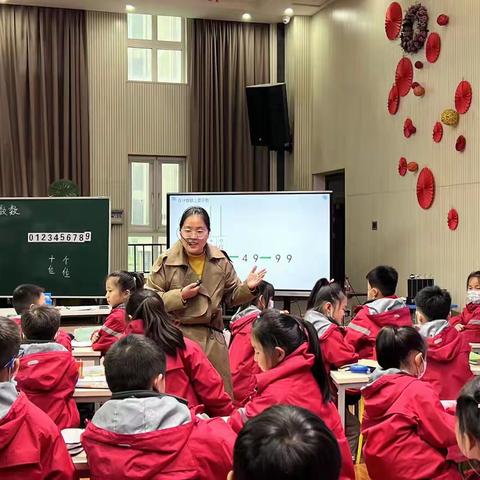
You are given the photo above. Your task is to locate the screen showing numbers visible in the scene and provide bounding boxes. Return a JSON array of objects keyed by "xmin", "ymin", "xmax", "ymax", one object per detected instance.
[{"xmin": 168, "ymin": 193, "xmax": 330, "ymax": 292}]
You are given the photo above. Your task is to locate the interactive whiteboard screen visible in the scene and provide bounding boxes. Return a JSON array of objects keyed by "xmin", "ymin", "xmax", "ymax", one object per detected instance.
[{"xmin": 167, "ymin": 192, "xmax": 330, "ymax": 292}]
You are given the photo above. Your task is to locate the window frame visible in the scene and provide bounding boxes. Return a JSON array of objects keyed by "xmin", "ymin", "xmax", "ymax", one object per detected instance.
[
  {"xmin": 128, "ymin": 155, "xmax": 186, "ymax": 237},
  {"xmin": 127, "ymin": 15, "xmax": 187, "ymax": 84}
]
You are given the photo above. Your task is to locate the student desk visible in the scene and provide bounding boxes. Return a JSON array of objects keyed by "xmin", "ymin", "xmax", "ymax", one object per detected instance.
[
  {"xmin": 471, "ymin": 364, "xmax": 480, "ymax": 376},
  {"xmin": 74, "ymin": 387, "xmax": 111, "ymax": 404},
  {"xmin": 73, "ymin": 347, "xmax": 102, "ymax": 366},
  {"xmin": 0, "ymin": 305, "xmax": 111, "ymax": 318},
  {"xmin": 471, "ymin": 343, "xmax": 480, "ymax": 353},
  {"xmin": 330, "ymin": 370, "xmax": 370, "ymax": 429},
  {"xmin": 73, "ymin": 450, "xmax": 89, "ymax": 475}
]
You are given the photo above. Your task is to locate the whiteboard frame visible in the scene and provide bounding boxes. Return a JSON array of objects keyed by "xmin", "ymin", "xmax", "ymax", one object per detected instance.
[
  {"xmin": 167, "ymin": 191, "xmax": 332, "ymax": 295},
  {"xmin": 0, "ymin": 196, "xmax": 111, "ymax": 299}
]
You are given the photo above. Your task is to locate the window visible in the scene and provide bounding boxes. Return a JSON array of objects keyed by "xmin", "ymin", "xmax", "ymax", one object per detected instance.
[
  {"xmin": 127, "ymin": 14, "xmax": 186, "ymax": 83},
  {"xmin": 128, "ymin": 156, "xmax": 186, "ymax": 271}
]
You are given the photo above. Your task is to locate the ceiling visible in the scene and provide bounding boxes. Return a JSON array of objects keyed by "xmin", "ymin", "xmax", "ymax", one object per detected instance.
[{"xmin": 2, "ymin": 0, "xmax": 333, "ymax": 22}]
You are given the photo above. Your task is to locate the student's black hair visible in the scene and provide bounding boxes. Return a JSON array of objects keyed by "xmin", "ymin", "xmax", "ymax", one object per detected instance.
[
  {"xmin": 126, "ymin": 289, "xmax": 185, "ymax": 356},
  {"xmin": 0, "ymin": 317, "xmax": 21, "ymax": 369},
  {"xmin": 366, "ymin": 265, "xmax": 398, "ymax": 297},
  {"xmin": 307, "ymin": 278, "xmax": 346, "ymax": 318},
  {"xmin": 21, "ymin": 305, "xmax": 61, "ymax": 341},
  {"xmin": 107, "ymin": 271, "xmax": 144, "ymax": 292},
  {"xmin": 467, "ymin": 271, "xmax": 480, "ymax": 289},
  {"xmin": 414, "ymin": 286, "xmax": 451, "ymax": 321},
  {"xmin": 457, "ymin": 376, "xmax": 480, "ymax": 443},
  {"xmin": 253, "ymin": 310, "xmax": 331, "ymax": 403},
  {"xmin": 240, "ymin": 280, "xmax": 275, "ymax": 311},
  {"xmin": 12, "ymin": 284, "xmax": 45, "ymax": 315},
  {"xmin": 104, "ymin": 334, "xmax": 166, "ymax": 393},
  {"xmin": 179, "ymin": 207, "xmax": 211, "ymax": 231},
  {"xmin": 376, "ymin": 326, "xmax": 426, "ymax": 370},
  {"xmin": 233, "ymin": 405, "xmax": 341, "ymax": 480}
]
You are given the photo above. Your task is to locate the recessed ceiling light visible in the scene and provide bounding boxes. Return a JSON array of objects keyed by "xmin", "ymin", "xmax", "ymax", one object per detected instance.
[
  {"xmin": 242, "ymin": 13, "xmax": 252, "ymax": 21},
  {"xmin": 125, "ymin": 4, "xmax": 135, "ymax": 12},
  {"xmin": 284, "ymin": 7, "xmax": 294, "ymax": 16}
]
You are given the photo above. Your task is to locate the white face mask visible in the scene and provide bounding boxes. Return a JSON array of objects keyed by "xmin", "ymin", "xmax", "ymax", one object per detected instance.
[
  {"xmin": 267, "ymin": 299, "xmax": 274, "ymax": 309},
  {"xmin": 466, "ymin": 289, "xmax": 480, "ymax": 305}
]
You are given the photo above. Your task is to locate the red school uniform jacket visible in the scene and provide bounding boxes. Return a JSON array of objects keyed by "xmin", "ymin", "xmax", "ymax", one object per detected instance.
[
  {"xmin": 82, "ymin": 393, "xmax": 235, "ymax": 480},
  {"xmin": 345, "ymin": 297, "xmax": 412, "ymax": 359},
  {"xmin": 91, "ymin": 305, "xmax": 126, "ymax": 355},
  {"xmin": 126, "ymin": 319, "xmax": 234, "ymax": 416},
  {"xmin": 0, "ymin": 384, "xmax": 75, "ymax": 480},
  {"xmin": 228, "ymin": 306, "xmax": 261, "ymax": 407},
  {"xmin": 361, "ymin": 371, "xmax": 462, "ymax": 480},
  {"xmin": 228, "ymin": 343, "xmax": 355, "ymax": 480},
  {"xmin": 16, "ymin": 343, "xmax": 80, "ymax": 430},
  {"xmin": 304, "ymin": 310, "xmax": 358, "ymax": 376},
  {"xmin": 450, "ymin": 303, "xmax": 480, "ymax": 327},
  {"xmin": 419, "ymin": 320, "xmax": 473, "ymax": 400}
]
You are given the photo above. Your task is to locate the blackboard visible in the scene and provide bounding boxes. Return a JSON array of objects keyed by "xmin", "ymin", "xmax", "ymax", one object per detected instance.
[{"xmin": 0, "ymin": 197, "xmax": 110, "ymax": 297}]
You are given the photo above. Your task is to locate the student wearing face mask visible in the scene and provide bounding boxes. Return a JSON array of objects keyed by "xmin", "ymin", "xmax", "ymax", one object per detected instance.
[
  {"xmin": 415, "ymin": 286, "xmax": 473, "ymax": 401},
  {"xmin": 451, "ymin": 271, "xmax": 480, "ymax": 341},
  {"xmin": 361, "ymin": 326, "xmax": 461, "ymax": 480},
  {"xmin": 0, "ymin": 317, "xmax": 75, "ymax": 479},
  {"xmin": 229, "ymin": 281, "xmax": 275, "ymax": 407}
]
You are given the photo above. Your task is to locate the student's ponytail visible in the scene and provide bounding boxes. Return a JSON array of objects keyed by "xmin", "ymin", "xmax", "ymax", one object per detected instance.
[
  {"xmin": 253, "ymin": 310, "xmax": 331, "ymax": 404},
  {"xmin": 300, "ymin": 318, "xmax": 331, "ymax": 403},
  {"xmin": 376, "ymin": 326, "xmax": 426, "ymax": 370},
  {"xmin": 108, "ymin": 271, "xmax": 145, "ymax": 293},
  {"xmin": 307, "ymin": 278, "xmax": 346, "ymax": 324},
  {"xmin": 126, "ymin": 289, "xmax": 185, "ymax": 356},
  {"xmin": 457, "ymin": 377, "xmax": 480, "ymax": 443}
]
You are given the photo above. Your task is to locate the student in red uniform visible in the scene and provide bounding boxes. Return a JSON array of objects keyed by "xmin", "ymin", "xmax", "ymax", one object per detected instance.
[
  {"xmin": 228, "ymin": 310, "xmax": 355, "ymax": 480},
  {"xmin": 456, "ymin": 377, "xmax": 480, "ymax": 470},
  {"xmin": 15, "ymin": 306, "xmax": 79, "ymax": 429},
  {"xmin": 229, "ymin": 280, "xmax": 274, "ymax": 406},
  {"xmin": 82, "ymin": 334, "xmax": 236, "ymax": 480},
  {"xmin": 12, "ymin": 283, "xmax": 72, "ymax": 351},
  {"xmin": 228, "ymin": 405, "xmax": 341, "ymax": 480},
  {"xmin": 304, "ymin": 278, "xmax": 360, "ymax": 455},
  {"xmin": 0, "ymin": 317, "xmax": 75, "ymax": 480},
  {"xmin": 91, "ymin": 271, "xmax": 144, "ymax": 354},
  {"xmin": 361, "ymin": 326, "xmax": 461, "ymax": 480},
  {"xmin": 451, "ymin": 271, "xmax": 480, "ymax": 344},
  {"xmin": 304, "ymin": 279, "xmax": 358, "ymax": 375},
  {"xmin": 125, "ymin": 289, "xmax": 233, "ymax": 416},
  {"xmin": 345, "ymin": 266, "xmax": 411, "ymax": 359},
  {"xmin": 415, "ymin": 286, "xmax": 473, "ymax": 400}
]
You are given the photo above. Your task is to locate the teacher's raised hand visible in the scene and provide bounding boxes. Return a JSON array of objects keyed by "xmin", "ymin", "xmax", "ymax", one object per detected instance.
[{"xmin": 246, "ymin": 265, "xmax": 267, "ymax": 290}]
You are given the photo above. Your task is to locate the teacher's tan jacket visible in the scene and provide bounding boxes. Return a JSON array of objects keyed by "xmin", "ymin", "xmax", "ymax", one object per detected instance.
[{"xmin": 146, "ymin": 241, "xmax": 254, "ymax": 329}]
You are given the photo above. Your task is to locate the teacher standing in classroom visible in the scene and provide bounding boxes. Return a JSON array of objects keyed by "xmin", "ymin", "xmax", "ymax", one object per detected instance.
[{"xmin": 147, "ymin": 206, "xmax": 266, "ymax": 395}]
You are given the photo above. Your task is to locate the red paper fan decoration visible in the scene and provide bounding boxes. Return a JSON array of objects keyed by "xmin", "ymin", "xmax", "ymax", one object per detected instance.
[
  {"xmin": 407, "ymin": 162, "xmax": 419, "ymax": 172},
  {"xmin": 404, "ymin": 118, "xmax": 416, "ymax": 138},
  {"xmin": 426, "ymin": 33, "xmax": 441, "ymax": 63},
  {"xmin": 385, "ymin": 2, "xmax": 403, "ymax": 40},
  {"xmin": 416, "ymin": 167, "xmax": 435, "ymax": 210},
  {"xmin": 395, "ymin": 58, "xmax": 413, "ymax": 96},
  {"xmin": 448, "ymin": 209, "xmax": 459, "ymax": 230},
  {"xmin": 433, "ymin": 122, "xmax": 443, "ymax": 143},
  {"xmin": 398, "ymin": 157, "xmax": 408, "ymax": 176},
  {"xmin": 388, "ymin": 84, "xmax": 400, "ymax": 115},
  {"xmin": 455, "ymin": 80, "xmax": 472, "ymax": 114},
  {"xmin": 456, "ymin": 135, "xmax": 466, "ymax": 152}
]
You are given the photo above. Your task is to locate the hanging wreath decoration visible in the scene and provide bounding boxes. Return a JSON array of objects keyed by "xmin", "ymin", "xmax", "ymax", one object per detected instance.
[{"xmin": 400, "ymin": 3, "xmax": 429, "ymax": 54}]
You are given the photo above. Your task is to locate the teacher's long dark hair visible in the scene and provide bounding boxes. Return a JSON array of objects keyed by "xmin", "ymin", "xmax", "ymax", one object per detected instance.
[
  {"xmin": 126, "ymin": 289, "xmax": 185, "ymax": 356},
  {"xmin": 252, "ymin": 310, "xmax": 331, "ymax": 403}
]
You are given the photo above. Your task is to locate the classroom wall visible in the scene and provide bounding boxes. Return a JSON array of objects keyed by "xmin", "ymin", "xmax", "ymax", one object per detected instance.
[
  {"xmin": 287, "ymin": 0, "xmax": 480, "ymax": 305},
  {"xmin": 86, "ymin": 12, "xmax": 189, "ymax": 270}
]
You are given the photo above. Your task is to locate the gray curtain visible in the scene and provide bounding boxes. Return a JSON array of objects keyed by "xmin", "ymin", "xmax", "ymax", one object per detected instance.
[
  {"xmin": 0, "ymin": 5, "xmax": 89, "ymax": 196},
  {"xmin": 188, "ymin": 19, "xmax": 270, "ymax": 192}
]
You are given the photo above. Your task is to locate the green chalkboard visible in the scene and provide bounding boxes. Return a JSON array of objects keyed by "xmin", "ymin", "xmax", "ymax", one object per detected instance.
[{"xmin": 0, "ymin": 197, "xmax": 110, "ymax": 297}]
